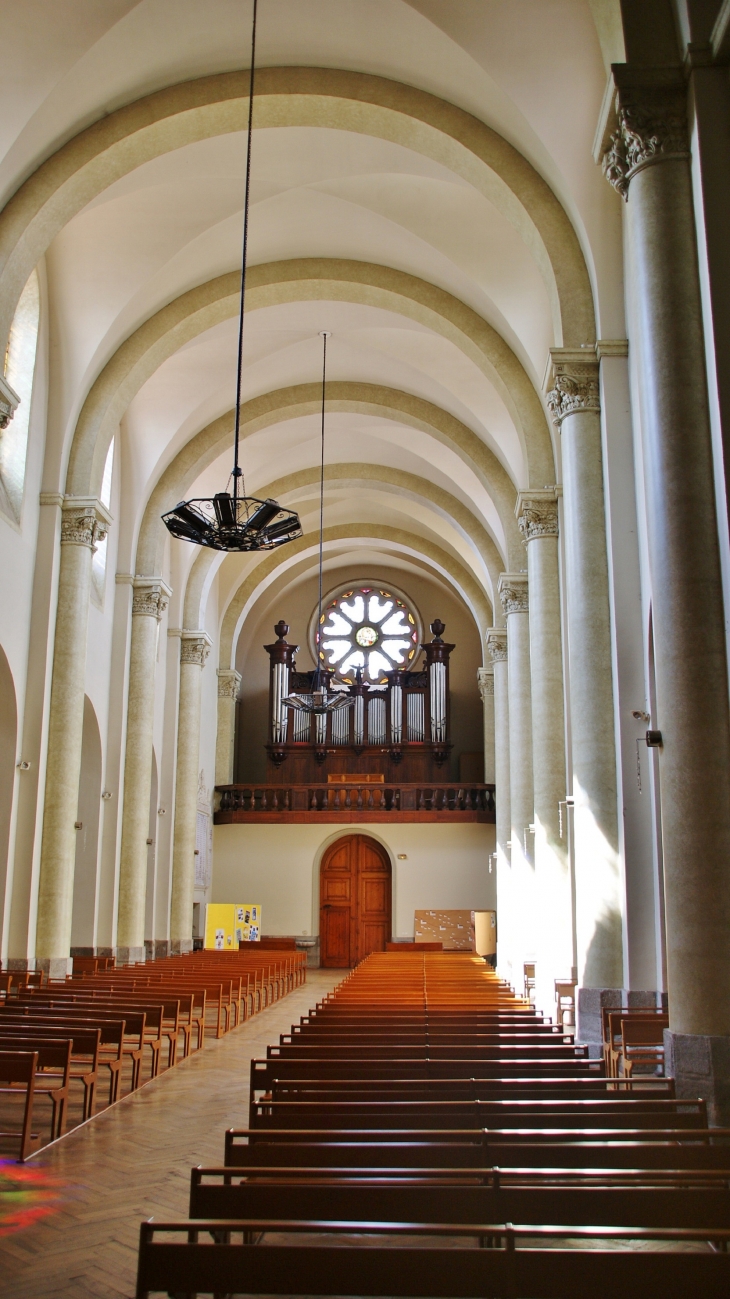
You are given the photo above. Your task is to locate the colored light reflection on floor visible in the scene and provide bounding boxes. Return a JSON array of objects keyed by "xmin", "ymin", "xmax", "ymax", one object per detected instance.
[{"xmin": 0, "ymin": 1160, "xmax": 64, "ymax": 1236}]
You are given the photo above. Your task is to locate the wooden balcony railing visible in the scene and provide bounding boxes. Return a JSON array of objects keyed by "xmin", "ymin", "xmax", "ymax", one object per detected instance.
[{"xmin": 215, "ymin": 782, "xmax": 495, "ymax": 824}]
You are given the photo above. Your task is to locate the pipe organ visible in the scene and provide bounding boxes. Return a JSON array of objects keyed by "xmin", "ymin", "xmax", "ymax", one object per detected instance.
[{"xmin": 264, "ymin": 619, "xmax": 454, "ymax": 782}]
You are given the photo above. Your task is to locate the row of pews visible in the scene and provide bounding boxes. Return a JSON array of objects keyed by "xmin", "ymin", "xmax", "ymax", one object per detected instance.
[
  {"xmin": 137, "ymin": 951, "xmax": 730, "ymax": 1298},
  {"xmin": 0, "ymin": 949, "xmax": 305, "ymax": 1159}
]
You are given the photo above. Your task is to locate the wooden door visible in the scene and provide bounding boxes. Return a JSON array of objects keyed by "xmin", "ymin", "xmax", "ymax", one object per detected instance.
[{"xmin": 320, "ymin": 835, "xmax": 391, "ymax": 967}]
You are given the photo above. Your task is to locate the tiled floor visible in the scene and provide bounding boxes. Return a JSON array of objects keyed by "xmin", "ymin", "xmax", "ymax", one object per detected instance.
[{"xmin": 0, "ymin": 968, "xmax": 344, "ymax": 1299}]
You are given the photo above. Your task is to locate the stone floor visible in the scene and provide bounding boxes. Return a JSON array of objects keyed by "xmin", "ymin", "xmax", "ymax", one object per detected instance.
[{"xmin": 0, "ymin": 968, "xmax": 343, "ymax": 1298}]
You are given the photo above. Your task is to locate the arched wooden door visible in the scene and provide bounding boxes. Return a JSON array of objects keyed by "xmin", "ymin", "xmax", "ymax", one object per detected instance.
[{"xmin": 320, "ymin": 835, "xmax": 392, "ymax": 967}]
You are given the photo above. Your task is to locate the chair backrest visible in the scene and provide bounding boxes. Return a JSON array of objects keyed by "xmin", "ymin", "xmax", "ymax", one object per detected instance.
[
  {"xmin": 622, "ymin": 1017, "xmax": 667, "ymax": 1047},
  {"xmin": 0, "ymin": 1048, "xmax": 38, "ymax": 1082}
]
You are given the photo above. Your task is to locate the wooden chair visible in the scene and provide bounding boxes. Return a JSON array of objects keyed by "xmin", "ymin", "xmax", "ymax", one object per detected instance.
[{"xmin": 555, "ymin": 978, "xmax": 577, "ymax": 1029}]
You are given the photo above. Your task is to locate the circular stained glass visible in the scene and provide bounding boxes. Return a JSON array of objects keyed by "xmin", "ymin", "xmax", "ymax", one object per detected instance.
[{"xmin": 316, "ymin": 584, "xmax": 421, "ymax": 683}]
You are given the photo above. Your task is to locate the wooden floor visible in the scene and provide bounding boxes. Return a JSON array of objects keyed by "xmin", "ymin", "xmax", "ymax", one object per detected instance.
[{"xmin": 0, "ymin": 967, "xmax": 344, "ymax": 1299}]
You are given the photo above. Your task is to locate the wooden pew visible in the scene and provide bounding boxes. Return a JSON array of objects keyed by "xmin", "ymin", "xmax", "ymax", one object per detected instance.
[
  {"xmin": 1, "ymin": 1006, "xmax": 143, "ymax": 1099},
  {"xmin": 135, "ymin": 1219, "xmax": 730, "ymax": 1299},
  {"xmin": 0, "ymin": 1037, "xmax": 72, "ymax": 1141},
  {"xmin": 0, "ymin": 1049, "xmax": 39, "ymax": 1160},
  {"xmin": 0, "ymin": 1025, "xmax": 100, "ymax": 1120}
]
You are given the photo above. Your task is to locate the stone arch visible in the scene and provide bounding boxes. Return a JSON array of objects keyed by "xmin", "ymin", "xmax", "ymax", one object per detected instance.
[
  {"xmin": 218, "ymin": 524, "xmax": 492, "ymax": 673},
  {"xmin": 134, "ymin": 385, "xmax": 523, "ymax": 579},
  {"xmin": 0, "ymin": 68, "xmax": 595, "ymax": 361},
  {"xmin": 65, "ymin": 259, "xmax": 553, "ymax": 499}
]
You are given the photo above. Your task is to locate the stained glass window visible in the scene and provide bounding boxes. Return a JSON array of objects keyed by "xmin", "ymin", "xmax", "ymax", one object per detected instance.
[{"xmin": 317, "ymin": 585, "xmax": 420, "ymax": 683}]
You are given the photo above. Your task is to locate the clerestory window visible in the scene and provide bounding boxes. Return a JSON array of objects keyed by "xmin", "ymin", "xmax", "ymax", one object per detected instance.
[{"xmin": 1, "ymin": 269, "xmax": 40, "ymax": 523}]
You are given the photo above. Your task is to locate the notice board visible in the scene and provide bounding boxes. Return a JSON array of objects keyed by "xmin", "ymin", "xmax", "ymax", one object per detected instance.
[{"xmin": 204, "ymin": 903, "xmax": 261, "ymax": 950}]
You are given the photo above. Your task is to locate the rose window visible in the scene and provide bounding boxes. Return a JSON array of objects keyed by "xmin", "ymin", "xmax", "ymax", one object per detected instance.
[{"xmin": 318, "ymin": 586, "xmax": 420, "ymax": 683}]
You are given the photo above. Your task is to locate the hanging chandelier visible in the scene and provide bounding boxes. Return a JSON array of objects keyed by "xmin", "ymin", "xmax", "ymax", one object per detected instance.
[
  {"xmin": 162, "ymin": 0, "xmax": 301, "ymax": 553},
  {"xmin": 283, "ymin": 332, "xmax": 355, "ymax": 716}
]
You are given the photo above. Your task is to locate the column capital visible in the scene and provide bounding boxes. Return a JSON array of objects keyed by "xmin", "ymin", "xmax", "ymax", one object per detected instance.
[
  {"xmin": 477, "ymin": 666, "xmax": 495, "ymax": 700},
  {"xmin": 217, "ymin": 667, "xmax": 241, "ymax": 698},
  {"xmin": 544, "ymin": 349, "xmax": 600, "ymax": 428},
  {"xmin": 498, "ymin": 572, "xmax": 529, "ymax": 616},
  {"xmin": 131, "ymin": 575, "xmax": 172, "ymax": 620},
  {"xmin": 0, "ymin": 373, "xmax": 19, "ymax": 429},
  {"xmin": 60, "ymin": 496, "xmax": 112, "ymax": 550},
  {"xmin": 486, "ymin": 627, "xmax": 508, "ymax": 663},
  {"xmin": 516, "ymin": 488, "xmax": 560, "ymax": 542},
  {"xmin": 180, "ymin": 630, "xmax": 212, "ymax": 667},
  {"xmin": 602, "ymin": 67, "xmax": 689, "ymax": 201}
]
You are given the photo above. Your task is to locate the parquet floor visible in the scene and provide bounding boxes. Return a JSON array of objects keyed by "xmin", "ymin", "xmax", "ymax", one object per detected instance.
[{"xmin": 0, "ymin": 968, "xmax": 344, "ymax": 1299}]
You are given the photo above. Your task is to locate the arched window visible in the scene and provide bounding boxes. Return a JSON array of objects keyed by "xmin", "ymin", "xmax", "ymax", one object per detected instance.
[
  {"xmin": 1, "ymin": 269, "xmax": 40, "ymax": 521},
  {"xmin": 315, "ymin": 584, "xmax": 421, "ymax": 683},
  {"xmin": 91, "ymin": 439, "xmax": 114, "ymax": 602}
]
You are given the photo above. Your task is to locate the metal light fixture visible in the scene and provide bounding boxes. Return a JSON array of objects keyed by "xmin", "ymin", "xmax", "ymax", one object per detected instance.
[
  {"xmin": 162, "ymin": 0, "xmax": 301, "ymax": 554},
  {"xmin": 283, "ymin": 332, "xmax": 355, "ymax": 717}
]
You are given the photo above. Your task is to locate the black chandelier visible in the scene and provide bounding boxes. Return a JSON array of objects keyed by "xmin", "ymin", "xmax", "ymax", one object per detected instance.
[
  {"xmin": 283, "ymin": 333, "xmax": 355, "ymax": 716},
  {"xmin": 162, "ymin": 0, "xmax": 301, "ymax": 554}
]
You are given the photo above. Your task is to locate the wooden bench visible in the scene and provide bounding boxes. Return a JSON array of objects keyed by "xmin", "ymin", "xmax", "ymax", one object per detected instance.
[
  {"xmin": 2, "ymin": 1005, "xmax": 143, "ymax": 1099},
  {"xmin": 135, "ymin": 1219, "xmax": 730, "ymax": 1299},
  {"xmin": 0, "ymin": 1037, "xmax": 72, "ymax": 1142},
  {"xmin": 0, "ymin": 1049, "xmax": 38, "ymax": 1160},
  {"xmin": 0, "ymin": 1025, "xmax": 101, "ymax": 1120}
]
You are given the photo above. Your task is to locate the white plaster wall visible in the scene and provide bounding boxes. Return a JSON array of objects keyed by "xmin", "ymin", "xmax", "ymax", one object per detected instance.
[{"xmin": 212, "ymin": 822, "xmax": 495, "ymax": 938}]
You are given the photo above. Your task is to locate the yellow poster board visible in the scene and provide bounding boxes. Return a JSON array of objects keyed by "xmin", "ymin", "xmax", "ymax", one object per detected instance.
[{"xmin": 204, "ymin": 903, "xmax": 261, "ymax": 950}]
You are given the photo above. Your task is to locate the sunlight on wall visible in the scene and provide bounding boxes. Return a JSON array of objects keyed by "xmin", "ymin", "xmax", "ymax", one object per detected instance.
[
  {"xmin": 91, "ymin": 439, "xmax": 114, "ymax": 603},
  {"xmin": 2, "ymin": 269, "xmax": 40, "ymax": 523}
]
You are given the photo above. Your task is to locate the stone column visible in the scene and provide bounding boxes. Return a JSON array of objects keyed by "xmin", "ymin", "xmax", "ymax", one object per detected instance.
[
  {"xmin": 546, "ymin": 353, "xmax": 623, "ymax": 1046},
  {"xmin": 604, "ymin": 68, "xmax": 730, "ymax": 1120},
  {"xmin": 116, "ymin": 577, "xmax": 170, "ymax": 965},
  {"xmin": 517, "ymin": 490, "xmax": 572, "ymax": 1018},
  {"xmin": 216, "ymin": 668, "xmax": 241, "ymax": 786},
  {"xmin": 170, "ymin": 632, "xmax": 211, "ymax": 954},
  {"xmin": 486, "ymin": 629, "xmax": 511, "ymax": 982},
  {"xmin": 476, "ymin": 667, "xmax": 495, "ymax": 784},
  {"xmin": 36, "ymin": 498, "xmax": 110, "ymax": 978},
  {"xmin": 498, "ymin": 574, "xmax": 534, "ymax": 992}
]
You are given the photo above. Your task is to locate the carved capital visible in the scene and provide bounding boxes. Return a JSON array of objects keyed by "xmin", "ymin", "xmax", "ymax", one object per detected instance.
[
  {"xmin": 485, "ymin": 628, "xmax": 508, "ymax": 664},
  {"xmin": 180, "ymin": 631, "xmax": 212, "ymax": 667},
  {"xmin": 477, "ymin": 667, "xmax": 495, "ymax": 700},
  {"xmin": 602, "ymin": 71, "xmax": 688, "ymax": 200},
  {"xmin": 132, "ymin": 576, "xmax": 171, "ymax": 620},
  {"xmin": 61, "ymin": 497, "xmax": 112, "ymax": 550},
  {"xmin": 217, "ymin": 668, "xmax": 241, "ymax": 699},
  {"xmin": 545, "ymin": 350, "xmax": 600, "ymax": 427},
  {"xmin": 0, "ymin": 373, "xmax": 19, "ymax": 430},
  {"xmin": 498, "ymin": 572, "xmax": 529, "ymax": 616},
  {"xmin": 516, "ymin": 488, "xmax": 559, "ymax": 542}
]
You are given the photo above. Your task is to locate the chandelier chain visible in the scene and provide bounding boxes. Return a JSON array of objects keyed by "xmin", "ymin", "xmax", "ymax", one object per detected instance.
[{"xmin": 232, "ymin": 0, "xmax": 258, "ymax": 503}]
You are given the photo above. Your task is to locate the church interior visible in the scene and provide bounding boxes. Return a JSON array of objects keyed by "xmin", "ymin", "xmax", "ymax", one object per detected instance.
[{"xmin": 1, "ymin": 0, "xmax": 730, "ymax": 1293}]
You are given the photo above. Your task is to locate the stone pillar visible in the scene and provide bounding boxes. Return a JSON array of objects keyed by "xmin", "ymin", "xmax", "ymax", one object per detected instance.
[
  {"xmin": 216, "ymin": 669, "xmax": 241, "ymax": 786},
  {"xmin": 604, "ymin": 68, "xmax": 730, "ymax": 1121},
  {"xmin": 36, "ymin": 498, "xmax": 110, "ymax": 978},
  {"xmin": 517, "ymin": 490, "xmax": 572, "ymax": 1018},
  {"xmin": 546, "ymin": 353, "xmax": 623, "ymax": 1046},
  {"xmin": 498, "ymin": 574, "xmax": 534, "ymax": 992},
  {"xmin": 170, "ymin": 632, "xmax": 211, "ymax": 954},
  {"xmin": 477, "ymin": 667, "xmax": 495, "ymax": 784},
  {"xmin": 116, "ymin": 577, "xmax": 170, "ymax": 965},
  {"xmin": 486, "ymin": 630, "xmax": 510, "ymax": 982}
]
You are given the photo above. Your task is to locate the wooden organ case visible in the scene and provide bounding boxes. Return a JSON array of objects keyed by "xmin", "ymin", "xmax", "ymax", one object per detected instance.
[{"xmin": 264, "ymin": 619, "xmax": 454, "ymax": 782}]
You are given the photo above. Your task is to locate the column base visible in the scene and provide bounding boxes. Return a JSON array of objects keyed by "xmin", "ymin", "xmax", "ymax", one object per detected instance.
[
  {"xmin": 170, "ymin": 938, "xmax": 193, "ymax": 955},
  {"xmin": 36, "ymin": 957, "xmax": 73, "ymax": 979},
  {"xmin": 115, "ymin": 945, "xmax": 146, "ymax": 965},
  {"xmin": 576, "ymin": 986, "xmax": 623, "ymax": 1056},
  {"xmin": 664, "ymin": 1031, "xmax": 730, "ymax": 1126},
  {"xmin": 7, "ymin": 958, "xmax": 37, "ymax": 971},
  {"xmin": 144, "ymin": 940, "xmax": 172, "ymax": 961}
]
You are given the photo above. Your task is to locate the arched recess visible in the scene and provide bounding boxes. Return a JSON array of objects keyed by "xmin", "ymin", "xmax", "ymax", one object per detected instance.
[
  {"xmin": 134, "ymin": 386, "xmax": 523, "ymax": 581},
  {"xmin": 0, "ymin": 645, "xmax": 18, "ymax": 952},
  {"xmin": 64, "ymin": 259, "xmax": 554, "ymax": 500},
  {"xmin": 144, "ymin": 749, "xmax": 159, "ymax": 959},
  {"xmin": 320, "ymin": 833, "xmax": 392, "ymax": 968},
  {"xmin": 219, "ymin": 525, "xmax": 493, "ymax": 673},
  {"xmin": 70, "ymin": 695, "xmax": 102, "ymax": 954},
  {"xmin": 0, "ymin": 68, "xmax": 596, "ymax": 362}
]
